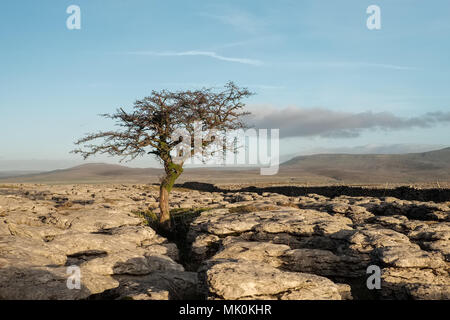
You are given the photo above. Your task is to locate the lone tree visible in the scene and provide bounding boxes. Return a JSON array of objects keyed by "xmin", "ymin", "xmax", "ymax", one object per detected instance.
[{"xmin": 73, "ymin": 82, "xmax": 253, "ymax": 229}]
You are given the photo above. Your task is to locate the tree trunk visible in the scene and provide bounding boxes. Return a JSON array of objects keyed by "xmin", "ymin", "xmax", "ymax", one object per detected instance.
[
  {"xmin": 158, "ymin": 162, "xmax": 183, "ymax": 230},
  {"xmin": 159, "ymin": 184, "xmax": 171, "ymax": 229}
]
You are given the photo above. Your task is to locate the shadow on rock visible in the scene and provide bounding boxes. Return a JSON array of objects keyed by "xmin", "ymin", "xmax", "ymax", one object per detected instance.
[
  {"xmin": 88, "ymin": 258, "xmax": 201, "ymax": 300},
  {"xmin": 0, "ymin": 266, "xmax": 91, "ymax": 300}
]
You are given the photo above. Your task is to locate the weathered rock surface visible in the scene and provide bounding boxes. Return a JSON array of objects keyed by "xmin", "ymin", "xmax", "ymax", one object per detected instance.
[
  {"xmin": 187, "ymin": 191, "xmax": 450, "ymax": 300},
  {"xmin": 206, "ymin": 261, "xmax": 342, "ymax": 300},
  {"xmin": 0, "ymin": 184, "xmax": 197, "ymax": 300},
  {"xmin": 1, "ymin": 184, "xmax": 449, "ymax": 300}
]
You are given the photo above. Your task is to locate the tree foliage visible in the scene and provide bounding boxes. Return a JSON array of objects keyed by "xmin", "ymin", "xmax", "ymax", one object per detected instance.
[{"xmin": 73, "ymin": 82, "xmax": 253, "ymax": 228}]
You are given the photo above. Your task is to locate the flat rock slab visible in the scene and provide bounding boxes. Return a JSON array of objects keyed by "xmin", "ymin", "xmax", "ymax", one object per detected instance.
[{"xmin": 206, "ymin": 261, "xmax": 342, "ymax": 300}]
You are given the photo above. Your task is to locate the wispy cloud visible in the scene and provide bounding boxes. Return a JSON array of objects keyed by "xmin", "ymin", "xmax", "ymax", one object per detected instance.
[
  {"xmin": 290, "ymin": 61, "xmax": 419, "ymax": 71},
  {"xmin": 126, "ymin": 50, "xmax": 263, "ymax": 66},
  {"xmin": 211, "ymin": 36, "xmax": 281, "ymax": 50},
  {"xmin": 198, "ymin": 11, "xmax": 264, "ymax": 34},
  {"xmin": 347, "ymin": 62, "xmax": 419, "ymax": 71}
]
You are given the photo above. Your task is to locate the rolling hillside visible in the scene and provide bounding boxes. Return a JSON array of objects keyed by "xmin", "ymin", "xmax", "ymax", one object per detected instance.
[
  {"xmin": 1, "ymin": 148, "xmax": 449, "ymax": 184},
  {"xmin": 281, "ymin": 147, "xmax": 450, "ymax": 183}
]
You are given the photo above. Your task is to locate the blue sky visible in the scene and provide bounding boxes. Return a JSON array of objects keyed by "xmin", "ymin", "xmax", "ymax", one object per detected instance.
[{"xmin": 0, "ymin": 0, "xmax": 449, "ymax": 170}]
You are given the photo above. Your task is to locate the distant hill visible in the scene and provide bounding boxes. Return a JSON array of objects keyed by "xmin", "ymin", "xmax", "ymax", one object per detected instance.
[
  {"xmin": 0, "ymin": 163, "xmax": 269, "ymax": 184},
  {"xmin": 281, "ymin": 147, "xmax": 450, "ymax": 183},
  {"xmin": 1, "ymin": 148, "xmax": 449, "ymax": 185},
  {"xmin": 0, "ymin": 170, "xmax": 41, "ymax": 179},
  {"xmin": 0, "ymin": 163, "xmax": 163, "ymax": 184}
]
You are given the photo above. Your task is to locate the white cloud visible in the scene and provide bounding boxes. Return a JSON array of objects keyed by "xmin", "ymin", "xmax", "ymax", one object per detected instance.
[{"xmin": 126, "ymin": 50, "xmax": 263, "ymax": 66}]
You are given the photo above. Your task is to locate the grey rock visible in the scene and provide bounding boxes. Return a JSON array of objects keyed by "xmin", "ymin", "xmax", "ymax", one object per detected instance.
[{"xmin": 206, "ymin": 261, "xmax": 342, "ymax": 300}]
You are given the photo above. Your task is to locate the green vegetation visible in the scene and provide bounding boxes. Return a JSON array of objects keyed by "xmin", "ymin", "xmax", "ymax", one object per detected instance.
[
  {"xmin": 133, "ymin": 206, "xmax": 212, "ymax": 271},
  {"xmin": 133, "ymin": 207, "xmax": 211, "ymax": 234}
]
